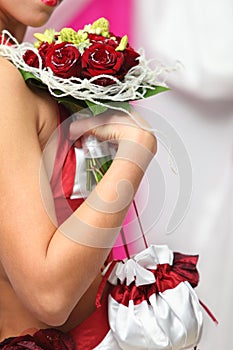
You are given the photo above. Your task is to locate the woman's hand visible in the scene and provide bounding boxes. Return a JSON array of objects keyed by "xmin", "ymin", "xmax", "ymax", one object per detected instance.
[{"xmin": 69, "ymin": 110, "xmax": 157, "ymax": 155}]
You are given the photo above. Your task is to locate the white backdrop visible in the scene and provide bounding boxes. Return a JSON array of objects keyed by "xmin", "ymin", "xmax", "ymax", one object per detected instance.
[{"xmin": 133, "ymin": 1, "xmax": 233, "ymax": 349}]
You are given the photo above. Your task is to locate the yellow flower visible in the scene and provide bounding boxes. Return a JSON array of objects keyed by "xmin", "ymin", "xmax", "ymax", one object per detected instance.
[
  {"xmin": 116, "ymin": 35, "xmax": 128, "ymax": 51},
  {"xmin": 84, "ymin": 17, "xmax": 110, "ymax": 38},
  {"xmin": 55, "ymin": 28, "xmax": 90, "ymax": 53},
  {"xmin": 34, "ymin": 29, "xmax": 57, "ymax": 48}
]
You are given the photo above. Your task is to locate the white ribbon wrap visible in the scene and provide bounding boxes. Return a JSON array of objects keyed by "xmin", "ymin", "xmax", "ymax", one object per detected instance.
[
  {"xmin": 104, "ymin": 245, "xmax": 174, "ymax": 287},
  {"xmin": 107, "ymin": 259, "xmax": 156, "ymax": 287}
]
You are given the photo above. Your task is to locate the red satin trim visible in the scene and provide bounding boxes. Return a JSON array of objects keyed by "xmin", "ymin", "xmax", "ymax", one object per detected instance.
[
  {"xmin": 111, "ymin": 252, "xmax": 199, "ymax": 306},
  {"xmin": 154, "ymin": 252, "xmax": 199, "ymax": 292},
  {"xmin": 96, "ymin": 260, "xmax": 118, "ymax": 308},
  {"xmin": 112, "ymin": 284, "xmax": 148, "ymax": 306},
  {"xmin": 68, "ymin": 285, "xmax": 112, "ymax": 350},
  {"xmin": 50, "ymin": 104, "xmax": 84, "ymax": 224},
  {"xmin": 62, "ymin": 142, "xmax": 76, "ymax": 199}
]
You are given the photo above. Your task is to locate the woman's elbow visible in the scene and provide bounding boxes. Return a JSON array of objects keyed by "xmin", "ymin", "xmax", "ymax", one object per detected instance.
[{"xmin": 30, "ymin": 290, "xmax": 73, "ymax": 326}]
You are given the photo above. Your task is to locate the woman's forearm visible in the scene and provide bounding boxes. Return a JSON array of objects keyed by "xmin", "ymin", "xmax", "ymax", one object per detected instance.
[{"xmin": 35, "ymin": 134, "xmax": 156, "ymax": 325}]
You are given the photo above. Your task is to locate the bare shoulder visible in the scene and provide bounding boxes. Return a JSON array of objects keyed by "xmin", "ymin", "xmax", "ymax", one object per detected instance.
[
  {"xmin": 0, "ymin": 57, "xmax": 37, "ymax": 121},
  {"xmin": 0, "ymin": 57, "xmax": 58, "ymax": 147},
  {"xmin": 0, "ymin": 56, "xmax": 29, "ymax": 89}
]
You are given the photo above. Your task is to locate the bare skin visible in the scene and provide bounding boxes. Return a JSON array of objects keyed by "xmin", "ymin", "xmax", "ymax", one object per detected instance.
[{"xmin": 0, "ymin": 0, "xmax": 157, "ymax": 342}]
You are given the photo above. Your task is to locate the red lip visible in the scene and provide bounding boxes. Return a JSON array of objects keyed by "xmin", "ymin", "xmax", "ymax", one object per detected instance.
[{"xmin": 41, "ymin": 0, "xmax": 58, "ymax": 7}]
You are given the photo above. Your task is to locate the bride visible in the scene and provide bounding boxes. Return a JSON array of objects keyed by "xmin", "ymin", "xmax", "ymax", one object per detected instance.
[{"xmin": 0, "ymin": 0, "xmax": 157, "ymax": 346}]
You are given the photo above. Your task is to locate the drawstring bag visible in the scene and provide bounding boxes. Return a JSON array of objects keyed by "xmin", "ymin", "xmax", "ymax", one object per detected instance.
[{"xmin": 102, "ymin": 245, "xmax": 203, "ymax": 350}]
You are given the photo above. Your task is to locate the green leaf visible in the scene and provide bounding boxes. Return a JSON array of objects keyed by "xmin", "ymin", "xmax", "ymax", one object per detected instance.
[
  {"xmin": 58, "ymin": 100, "xmax": 87, "ymax": 114},
  {"xmin": 19, "ymin": 69, "xmax": 41, "ymax": 82},
  {"xmin": 85, "ymin": 100, "xmax": 108, "ymax": 116},
  {"xmin": 86, "ymin": 100, "xmax": 131, "ymax": 116},
  {"xmin": 141, "ymin": 85, "xmax": 170, "ymax": 99},
  {"xmin": 19, "ymin": 69, "xmax": 48, "ymax": 91},
  {"xmin": 107, "ymin": 101, "xmax": 131, "ymax": 112},
  {"xmin": 55, "ymin": 94, "xmax": 87, "ymax": 113}
]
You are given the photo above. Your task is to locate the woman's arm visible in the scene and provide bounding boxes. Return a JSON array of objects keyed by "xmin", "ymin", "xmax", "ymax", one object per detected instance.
[{"xmin": 0, "ymin": 58, "xmax": 156, "ymax": 326}]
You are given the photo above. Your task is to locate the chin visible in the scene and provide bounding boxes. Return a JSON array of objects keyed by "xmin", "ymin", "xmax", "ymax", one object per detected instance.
[{"xmin": 27, "ymin": 12, "xmax": 52, "ymax": 27}]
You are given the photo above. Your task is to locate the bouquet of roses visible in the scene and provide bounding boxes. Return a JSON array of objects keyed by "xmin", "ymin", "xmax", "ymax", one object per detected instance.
[
  {"xmin": 0, "ymin": 17, "xmax": 169, "ymax": 188},
  {"xmin": 0, "ymin": 17, "xmax": 169, "ymax": 115},
  {"xmin": 24, "ymin": 19, "xmax": 142, "ymax": 86}
]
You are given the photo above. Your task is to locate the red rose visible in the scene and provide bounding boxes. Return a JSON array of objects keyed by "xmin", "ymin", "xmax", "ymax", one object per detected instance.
[
  {"xmin": 81, "ymin": 43, "xmax": 124, "ymax": 86},
  {"xmin": 109, "ymin": 34, "xmax": 122, "ymax": 45},
  {"xmin": 38, "ymin": 42, "xmax": 54, "ymax": 67},
  {"xmin": 23, "ymin": 50, "xmax": 39, "ymax": 68},
  {"xmin": 122, "ymin": 46, "xmax": 140, "ymax": 72},
  {"xmin": 88, "ymin": 33, "xmax": 118, "ymax": 47},
  {"xmin": 45, "ymin": 42, "xmax": 81, "ymax": 79},
  {"xmin": 23, "ymin": 43, "xmax": 54, "ymax": 69}
]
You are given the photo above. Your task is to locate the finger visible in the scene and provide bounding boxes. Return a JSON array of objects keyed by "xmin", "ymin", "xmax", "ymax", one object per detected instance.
[{"xmin": 69, "ymin": 111, "xmax": 134, "ymax": 140}]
